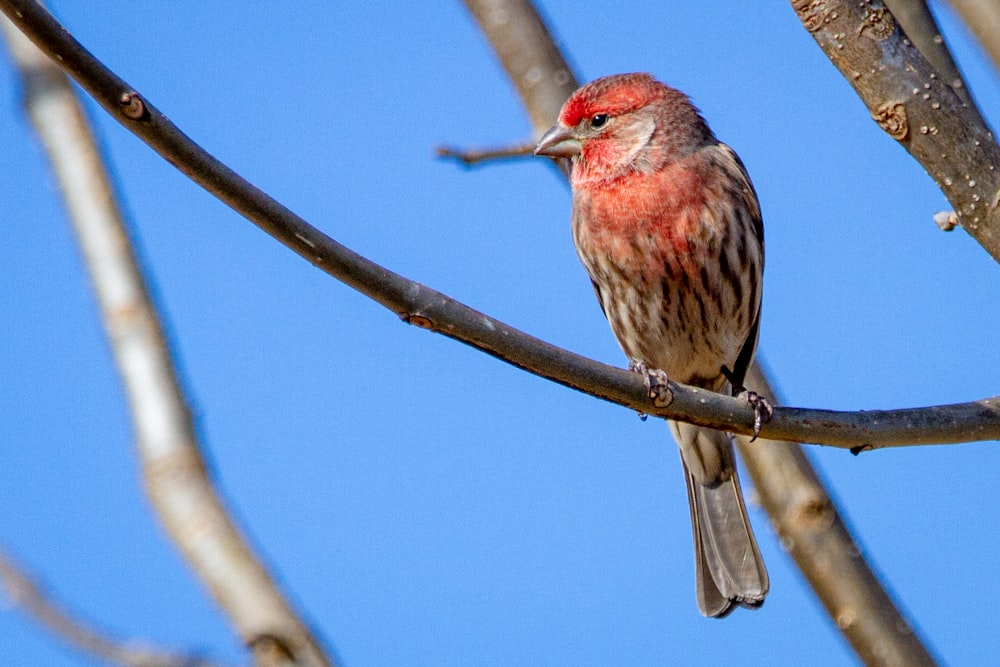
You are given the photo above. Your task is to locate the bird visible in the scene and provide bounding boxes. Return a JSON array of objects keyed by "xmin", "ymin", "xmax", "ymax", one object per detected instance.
[{"xmin": 535, "ymin": 73, "xmax": 769, "ymax": 617}]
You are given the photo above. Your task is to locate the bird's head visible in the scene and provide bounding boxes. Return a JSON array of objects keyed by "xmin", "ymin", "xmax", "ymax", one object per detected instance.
[{"xmin": 535, "ymin": 73, "xmax": 712, "ymax": 183}]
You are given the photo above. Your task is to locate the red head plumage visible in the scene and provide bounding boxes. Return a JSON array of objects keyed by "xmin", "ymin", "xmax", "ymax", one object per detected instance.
[{"xmin": 559, "ymin": 73, "xmax": 666, "ymax": 127}]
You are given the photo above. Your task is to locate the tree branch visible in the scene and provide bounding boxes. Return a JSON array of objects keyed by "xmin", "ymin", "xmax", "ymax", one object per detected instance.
[
  {"xmin": 461, "ymin": 0, "xmax": 577, "ymax": 138},
  {"xmin": 1, "ymin": 13, "xmax": 334, "ymax": 667},
  {"xmin": 790, "ymin": 0, "xmax": 1000, "ymax": 263},
  {"xmin": 736, "ymin": 367, "xmax": 938, "ymax": 666},
  {"xmin": 944, "ymin": 0, "xmax": 1000, "ymax": 73},
  {"xmin": 0, "ymin": 549, "xmax": 226, "ymax": 667},
  {"xmin": 436, "ymin": 140, "xmax": 537, "ymax": 166}
]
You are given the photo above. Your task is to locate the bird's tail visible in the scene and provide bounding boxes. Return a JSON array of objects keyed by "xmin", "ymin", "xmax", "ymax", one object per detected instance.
[{"xmin": 669, "ymin": 420, "xmax": 769, "ymax": 617}]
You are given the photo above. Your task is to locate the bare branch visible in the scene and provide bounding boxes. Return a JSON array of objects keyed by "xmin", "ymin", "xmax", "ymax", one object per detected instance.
[
  {"xmin": 0, "ymin": 549, "xmax": 225, "ymax": 667},
  {"xmin": 934, "ymin": 209, "xmax": 960, "ymax": 231},
  {"xmin": 1, "ymin": 13, "xmax": 334, "ymax": 667},
  {"xmin": 736, "ymin": 367, "xmax": 938, "ymax": 666},
  {"xmin": 1, "ymin": 0, "xmax": 998, "ymax": 452},
  {"xmin": 436, "ymin": 140, "xmax": 536, "ymax": 166},
  {"xmin": 790, "ymin": 0, "xmax": 1000, "ymax": 263},
  {"xmin": 944, "ymin": 0, "xmax": 1000, "ymax": 73}
]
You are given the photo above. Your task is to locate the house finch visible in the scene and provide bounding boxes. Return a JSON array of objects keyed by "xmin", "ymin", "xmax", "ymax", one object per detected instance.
[{"xmin": 535, "ymin": 73, "xmax": 768, "ymax": 617}]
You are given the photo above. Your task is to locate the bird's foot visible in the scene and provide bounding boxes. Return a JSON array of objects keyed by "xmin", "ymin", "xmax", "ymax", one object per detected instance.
[
  {"xmin": 738, "ymin": 390, "xmax": 773, "ymax": 442},
  {"xmin": 629, "ymin": 360, "xmax": 674, "ymax": 413}
]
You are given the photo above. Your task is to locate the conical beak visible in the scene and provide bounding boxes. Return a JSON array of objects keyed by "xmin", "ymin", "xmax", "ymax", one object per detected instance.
[{"xmin": 535, "ymin": 124, "xmax": 581, "ymax": 158}]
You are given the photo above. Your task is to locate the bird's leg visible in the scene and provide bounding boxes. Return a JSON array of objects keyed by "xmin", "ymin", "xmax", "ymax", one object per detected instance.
[
  {"xmin": 720, "ymin": 364, "xmax": 773, "ymax": 441},
  {"xmin": 629, "ymin": 359, "xmax": 674, "ymax": 414},
  {"xmin": 738, "ymin": 390, "xmax": 773, "ymax": 442}
]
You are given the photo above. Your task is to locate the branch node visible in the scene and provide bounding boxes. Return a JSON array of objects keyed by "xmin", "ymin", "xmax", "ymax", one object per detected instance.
[
  {"xmin": 401, "ymin": 313, "xmax": 434, "ymax": 329},
  {"xmin": 858, "ymin": 7, "xmax": 895, "ymax": 41},
  {"xmin": 836, "ymin": 607, "xmax": 859, "ymax": 630},
  {"xmin": 247, "ymin": 633, "xmax": 296, "ymax": 666},
  {"xmin": 650, "ymin": 384, "xmax": 674, "ymax": 409},
  {"xmin": 933, "ymin": 210, "xmax": 959, "ymax": 231},
  {"xmin": 794, "ymin": 495, "xmax": 836, "ymax": 531},
  {"xmin": 872, "ymin": 101, "xmax": 908, "ymax": 140},
  {"xmin": 792, "ymin": 0, "xmax": 836, "ymax": 33},
  {"xmin": 118, "ymin": 90, "xmax": 147, "ymax": 120}
]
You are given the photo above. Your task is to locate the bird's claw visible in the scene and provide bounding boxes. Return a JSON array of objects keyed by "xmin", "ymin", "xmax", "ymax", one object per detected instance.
[
  {"xmin": 629, "ymin": 360, "xmax": 674, "ymax": 410},
  {"xmin": 739, "ymin": 390, "xmax": 773, "ymax": 442}
]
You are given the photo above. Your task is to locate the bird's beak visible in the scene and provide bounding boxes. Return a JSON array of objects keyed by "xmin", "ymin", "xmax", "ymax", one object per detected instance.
[{"xmin": 534, "ymin": 124, "xmax": 581, "ymax": 158}]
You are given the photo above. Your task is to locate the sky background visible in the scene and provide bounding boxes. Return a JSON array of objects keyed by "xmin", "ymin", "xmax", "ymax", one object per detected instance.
[{"xmin": 2, "ymin": 2, "xmax": 999, "ymax": 665}]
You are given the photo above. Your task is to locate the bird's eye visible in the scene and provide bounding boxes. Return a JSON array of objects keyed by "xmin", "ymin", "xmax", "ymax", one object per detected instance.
[{"xmin": 590, "ymin": 113, "xmax": 609, "ymax": 129}]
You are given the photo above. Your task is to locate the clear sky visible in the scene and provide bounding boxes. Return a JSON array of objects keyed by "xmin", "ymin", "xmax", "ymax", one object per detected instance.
[{"xmin": 2, "ymin": 2, "xmax": 999, "ymax": 665}]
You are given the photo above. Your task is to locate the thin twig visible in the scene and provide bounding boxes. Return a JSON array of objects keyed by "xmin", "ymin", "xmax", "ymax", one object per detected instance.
[
  {"xmin": 790, "ymin": 0, "xmax": 1000, "ymax": 261},
  {"xmin": 436, "ymin": 140, "xmax": 536, "ymax": 166},
  {"xmin": 1, "ymin": 0, "xmax": 998, "ymax": 451},
  {"xmin": 1, "ymin": 13, "xmax": 334, "ymax": 667},
  {"xmin": 0, "ymin": 549, "xmax": 226, "ymax": 667}
]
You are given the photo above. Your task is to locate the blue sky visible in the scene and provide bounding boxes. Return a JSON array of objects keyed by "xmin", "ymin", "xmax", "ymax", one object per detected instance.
[{"xmin": 2, "ymin": 2, "xmax": 999, "ymax": 665}]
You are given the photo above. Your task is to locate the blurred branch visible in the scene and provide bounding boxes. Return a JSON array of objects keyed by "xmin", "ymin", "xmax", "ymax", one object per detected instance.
[
  {"xmin": 884, "ymin": 0, "xmax": 982, "ymax": 116},
  {"xmin": 736, "ymin": 367, "xmax": 938, "ymax": 666},
  {"xmin": 790, "ymin": 0, "xmax": 1000, "ymax": 263},
  {"xmin": 0, "ymin": 549, "xmax": 223, "ymax": 667},
  {"xmin": 2, "ymin": 0, "xmax": 999, "ymax": 452},
  {"xmin": 944, "ymin": 0, "xmax": 1000, "ymax": 72},
  {"xmin": 1, "ymin": 14, "xmax": 334, "ymax": 667},
  {"xmin": 462, "ymin": 0, "xmax": 577, "ymax": 137},
  {"xmin": 463, "ymin": 1, "xmax": 938, "ymax": 664}
]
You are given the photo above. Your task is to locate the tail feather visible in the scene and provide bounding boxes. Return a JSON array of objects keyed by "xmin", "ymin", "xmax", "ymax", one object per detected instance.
[{"xmin": 671, "ymin": 420, "xmax": 768, "ymax": 617}]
